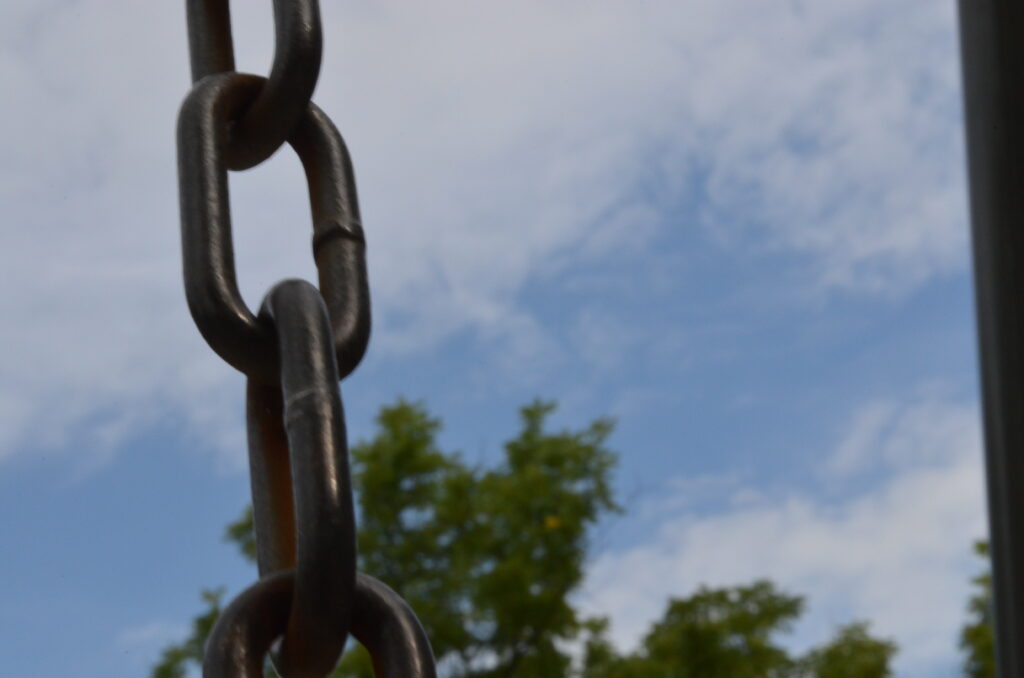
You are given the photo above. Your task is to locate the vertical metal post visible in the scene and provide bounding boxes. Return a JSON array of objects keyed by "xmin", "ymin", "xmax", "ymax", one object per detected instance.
[{"xmin": 959, "ymin": 2, "xmax": 1024, "ymax": 675}]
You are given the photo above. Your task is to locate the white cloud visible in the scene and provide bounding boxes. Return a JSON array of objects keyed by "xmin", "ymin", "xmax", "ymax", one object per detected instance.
[
  {"xmin": 581, "ymin": 394, "xmax": 987, "ymax": 677},
  {"xmin": 0, "ymin": 0, "xmax": 967, "ymax": 461},
  {"xmin": 826, "ymin": 389, "xmax": 978, "ymax": 478}
]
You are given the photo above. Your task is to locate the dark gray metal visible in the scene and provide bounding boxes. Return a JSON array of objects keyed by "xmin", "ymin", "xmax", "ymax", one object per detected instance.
[
  {"xmin": 958, "ymin": 1, "xmax": 1024, "ymax": 675},
  {"xmin": 186, "ymin": 0, "xmax": 322, "ymax": 170},
  {"xmin": 249, "ymin": 279, "xmax": 356, "ymax": 676},
  {"xmin": 177, "ymin": 4, "xmax": 437, "ymax": 675},
  {"xmin": 352, "ymin": 574, "xmax": 438, "ymax": 678},
  {"xmin": 203, "ymin": 571, "xmax": 437, "ymax": 678},
  {"xmin": 177, "ymin": 72, "xmax": 370, "ymax": 384}
]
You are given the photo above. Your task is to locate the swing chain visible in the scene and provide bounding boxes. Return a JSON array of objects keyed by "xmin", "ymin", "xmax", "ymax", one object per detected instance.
[{"xmin": 176, "ymin": 2, "xmax": 436, "ymax": 676}]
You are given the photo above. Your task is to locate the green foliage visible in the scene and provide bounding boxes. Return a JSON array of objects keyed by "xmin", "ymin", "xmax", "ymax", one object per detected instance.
[
  {"xmin": 800, "ymin": 622, "xmax": 896, "ymax": 678},
  {"xmin": 644, "ymin": 581, "xmax": 802, "ymax": 677},
  {"xmin": 150, "ymin": 588, "xmax": 224, "ymax": 678},
  {"xmin": 583, "ymin": 582, "xmax": 897, "ymax": 678},
  {"xmin": 584, "ymin": 580, "xmax": 804, "ymax": 678},
  {"xmin": 581, "ymin": 617, "xmax": 656, "ymax": 678},
  {"xmin": 149, "ymin": 397, "xmax": 918, "ymax": 678},
  {"xmin": 960, "ymin": 541, "xmax": 995, "ymax": 678},
  {"xmin": 152, "ymin": 398, "xmax": 619, "ymax": 678},
  {"xmin": 346, "ymin": 398, "xmax": 619, "ymax": 675},
  {"xmin": 224, "ymin": 505, "xmax": 257, "ymax": 563}
]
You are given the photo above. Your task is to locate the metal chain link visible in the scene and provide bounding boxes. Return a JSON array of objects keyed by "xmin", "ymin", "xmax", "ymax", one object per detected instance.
[
  {"xmin": 178, "ymin": 73, "xmax": 370, "ymax": 384},
  {"xmin": 186, "ymin": 0, "xmax": 322, "ymax": 170},
  {"xmin": 175, "ymin": 3, "xmax": 437, "ymax": 676}
]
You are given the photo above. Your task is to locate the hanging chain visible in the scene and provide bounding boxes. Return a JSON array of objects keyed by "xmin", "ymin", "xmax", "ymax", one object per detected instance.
[{"xmin": 175, "ymin": 2, "xmax": 437, "ymax": 676}]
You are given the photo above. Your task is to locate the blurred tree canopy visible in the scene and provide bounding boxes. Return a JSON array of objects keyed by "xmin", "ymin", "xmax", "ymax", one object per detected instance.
[
  {"xmin": 799, "ymin": 621, "xmax": 897, "ymax": 678},
  {"xmin": 582, "ymin": 581, "xmax": 895, "ymax": 678},
  {"xmin": 154, "ymin": 398, "xmax": 619, "ymax": 676},
  {"xmin": 152, "ymin": 398, "xmax": 925, "ymax": 677},
  {"xmin": 960, "ymin": 541, "xmax": 995, "ymax": 678}
]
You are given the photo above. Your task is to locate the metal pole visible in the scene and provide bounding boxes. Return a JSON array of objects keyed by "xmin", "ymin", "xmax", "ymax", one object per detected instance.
[{"xmin": 958, "ymin": 2, "xmax": 1024, "ymax": 675}]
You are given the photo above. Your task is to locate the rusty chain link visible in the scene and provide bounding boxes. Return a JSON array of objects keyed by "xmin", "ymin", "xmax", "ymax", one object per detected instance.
[{"xmin": 175, "ymin": 2, "xmax": 437, "ymax": 676}]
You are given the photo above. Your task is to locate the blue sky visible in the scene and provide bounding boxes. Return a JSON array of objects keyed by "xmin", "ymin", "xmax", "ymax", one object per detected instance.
[{"xmin": 0, "ymin": 1, "xmax": 986, "ymax": 676}]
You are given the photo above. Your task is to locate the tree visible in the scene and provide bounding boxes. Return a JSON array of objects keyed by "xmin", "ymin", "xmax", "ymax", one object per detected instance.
[
  {"xmin": 151, "ymin": 588, "xmax": 224, "ymax": 678},
  {"xmin": 153, "ymin": 398, "xmax": 620, "ymax": 677},
  {"xmin": 800, "ymin": 622, "xmax": 896, "ymax": 678},
  {"xmin": 960, "ymin": 540, "xmax": 995, "ymax": 678},
  {"xmin": 582, "ymin": 582, "xmax": 896, "ymax": 678},
  {"xmin": 641, "ymin": 581, "xmax": 801, "ymax": 677},
  {"xmin": 153, "ymin": 398, "xmax": 900, "ymax": 677}
]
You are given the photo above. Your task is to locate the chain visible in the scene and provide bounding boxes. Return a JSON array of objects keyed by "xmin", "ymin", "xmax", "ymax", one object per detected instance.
[{"xmin": 175, "ymin": 3, "xmax": 437, "ymax": 676}]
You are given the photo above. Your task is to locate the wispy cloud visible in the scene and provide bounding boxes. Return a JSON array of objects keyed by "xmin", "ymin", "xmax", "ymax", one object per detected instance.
[
  {"xmin": 0, "ymin": 0, "xmax": 966, "ymax": 463},
  {"xmin": 581, "ymin": 392, "xmax": 986, "ymax": 677},
  {"xmin": 825, "ymin": 388, "xmax": 978, "ymax": 478}
]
